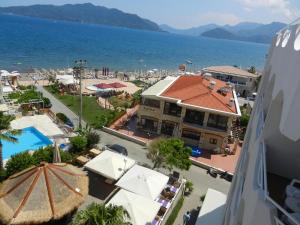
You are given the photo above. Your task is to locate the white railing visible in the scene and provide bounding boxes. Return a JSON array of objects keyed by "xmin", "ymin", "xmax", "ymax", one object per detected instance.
[{"xmin": 261, "ymin": 142, "xmax": 300, "ymax": 225}]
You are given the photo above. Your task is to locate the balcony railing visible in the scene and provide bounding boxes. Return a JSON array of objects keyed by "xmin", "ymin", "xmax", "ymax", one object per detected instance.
[{"xmin": 261, "ymin": 141, "xmax": 300, "ymax": 225}]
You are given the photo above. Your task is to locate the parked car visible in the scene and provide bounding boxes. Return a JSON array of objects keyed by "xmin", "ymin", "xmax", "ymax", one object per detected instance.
[{"xmin": 105, "ymin": 144, "xmax": 128, "ymax": 156}]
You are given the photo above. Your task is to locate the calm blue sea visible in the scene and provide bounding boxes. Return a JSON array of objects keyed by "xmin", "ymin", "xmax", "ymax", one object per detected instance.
[{"xmin": 0, "ymin": 14, "xmax": 269, "ymax": 71}]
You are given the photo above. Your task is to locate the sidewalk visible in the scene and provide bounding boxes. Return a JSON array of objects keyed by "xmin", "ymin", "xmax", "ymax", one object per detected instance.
[
  {"xmin": 37, "ymin": 86, "xmax": 86, "ymax": 128},
  {"xmin": 173, "ymin": 193, "xmax": 202, "ymax": 225}
]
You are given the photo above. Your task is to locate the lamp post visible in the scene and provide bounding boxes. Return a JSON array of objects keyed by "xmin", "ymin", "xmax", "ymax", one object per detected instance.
[{"xmin": 73, "ymin": 59, "xmax": 87, "ymax": 130}]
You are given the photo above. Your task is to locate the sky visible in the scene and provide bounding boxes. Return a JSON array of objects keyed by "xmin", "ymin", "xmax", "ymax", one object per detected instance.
[{"xmin": 0, "ymin": 0, "xmax": 299, "ymax": 29}]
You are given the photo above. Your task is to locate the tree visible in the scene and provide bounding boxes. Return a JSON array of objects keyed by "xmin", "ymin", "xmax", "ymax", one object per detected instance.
[
  {"xmin": 0, "ymin": 112, "xmax": 22, "ymax": 169},
  {"xmin": 248, "ymin": 66, "xmax": 256, "ymax": 74},
  {"xmin": 71, "ymin": 203, "xmax": 132, "ymax": 225},
  {"xmin": 5, "ymin": 151, "xmax": 36, "ymax": 177},
  {"xmin": 147, "ymin": 138, "xmax": 192, "ymax": 171}
]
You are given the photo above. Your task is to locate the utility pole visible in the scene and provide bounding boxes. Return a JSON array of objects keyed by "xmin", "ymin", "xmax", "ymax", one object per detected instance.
[{"xmin": 73, "ymin": 59, "xmax": 87, "ymax": 130}]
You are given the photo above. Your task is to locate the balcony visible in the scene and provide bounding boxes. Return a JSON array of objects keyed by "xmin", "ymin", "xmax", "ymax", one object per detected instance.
[
  {"xmin": 141, "ymin": 98, "xmax": 160, "ymax": 109},
  {"xmin": 260, "ymin": 142, "xmax": 300, "ymax": 225},
  {"xmin": 183, "ymin": 109, "xmax": 204, "ymax": 128}
]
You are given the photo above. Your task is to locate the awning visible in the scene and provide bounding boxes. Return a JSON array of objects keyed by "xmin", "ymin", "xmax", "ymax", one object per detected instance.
[
  {"xmin": 84, "ymin": 150, "xmax": 135, "ymax": 180},
  {"xmin": 116, "ymin": 165, "xmax": 169, "ymax": 200},
  {"xmin": 195, "ymin": 189, "xmax": 227, "ymax": 225},
  {"xmin": 107, "ymin": 189, "xmax": 160, "ymax": 225}
]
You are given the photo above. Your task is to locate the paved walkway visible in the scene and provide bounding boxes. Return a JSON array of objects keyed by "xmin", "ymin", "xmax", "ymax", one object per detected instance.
[{"xmin": 37, "ymin": 86, "xmax": 86, "ymax": 128}]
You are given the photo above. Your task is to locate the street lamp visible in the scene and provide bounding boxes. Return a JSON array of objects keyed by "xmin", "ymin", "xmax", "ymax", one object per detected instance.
[{"xmin": 73, "ymin": 59, "xmax": 87, "ymax": 130}]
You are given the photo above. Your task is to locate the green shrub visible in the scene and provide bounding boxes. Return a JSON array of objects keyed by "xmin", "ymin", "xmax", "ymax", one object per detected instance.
[
  {"xmin": 43, "ymin": 97, "xmax": 51, "ymax": 108},
  {"xmin": 8, "ymin": 91, "xmax": 22, "ymax": 99},
  {"xmin": 185, "ymin": 180, "xmax": 194, "ymax": 195},
  {"xmin": 164, "ymin": 197, "xmax": 184, "ymax": 225},
  {"xmin": 60, "ymin": 150, "xmax": 73, "ymax": 162},
  {"xmin": 32, "ymin": 146, "xmax": 53, "ymax": 163},
  {"xmin": 56, "ymin": 113, "xmax": 68, "ymax": 123},
  {"xmin": 5, "ymin": 152, "xmax": 37, "ymax": 177},
  {"xmin": 0, "ymin": 169, "xmax": 7, "ymax": 182},
  {"xmin": 240, "ymin": 114, "xmax": 250, "ymax": 127},
  {"xmin": 86, "ymin": 131, "xmax": 100, "ymax": 148},
  {"xmin": 70, "ymin": 136, "xmax": 87, "ymax": 153}
]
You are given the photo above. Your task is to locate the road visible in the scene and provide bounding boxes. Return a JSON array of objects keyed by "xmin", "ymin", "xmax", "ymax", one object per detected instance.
[{"xmin": 39, "ymin": 85, "xmax": 231, "ymax": 210}]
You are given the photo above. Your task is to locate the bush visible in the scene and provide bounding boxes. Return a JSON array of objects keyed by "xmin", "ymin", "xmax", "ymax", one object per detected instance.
[
  {"xmin": 5, "ymin": 152, "xmax": 37, "ymax": 177},
  {"xmin": 56, "ymin": 112, "xmax": 68, "ymax": 123},
  {"xmin": 70, "ymin": 136, "xmax": 87, "ymax": 153},
  {"xmin": 32, "ymin": 146, "xmax": 53, "ymax": 163},
  {"xmin": 43, "ymin": 97, "xmax": 52, "ymax": 108},
  {"xmin": 184, "ymin": 180, "xmax": 194, "ymax": 195},
  {"xmin": 86, "ymin": 131, "xmax": 100, "ymax": 148},
  {"xmin": 0, "ymin": 169, "xmax": 7, "ymax": 182},
  {"xmin": 60, "ymin": 150, "xmax": 73, "ymax": 162},
  {"xmin": 240, "ymin": 114, "xmax": 250, "ymax": 127}
]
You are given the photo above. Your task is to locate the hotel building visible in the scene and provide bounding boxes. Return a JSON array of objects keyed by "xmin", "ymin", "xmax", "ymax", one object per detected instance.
[{"xmin": 137, "ymin": 75, "xmax": 241, "ymax": 151}]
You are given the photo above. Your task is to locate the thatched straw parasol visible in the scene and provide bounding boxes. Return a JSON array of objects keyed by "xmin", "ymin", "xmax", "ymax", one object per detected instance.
[{"xmin": 0, "ymin": 163, "xmax": 88, "ymax": 225}]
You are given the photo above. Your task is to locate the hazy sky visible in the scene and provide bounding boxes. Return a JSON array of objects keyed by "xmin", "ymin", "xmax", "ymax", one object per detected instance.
[{"xmin": 1, "ymin": 0, "xmax": 299, "ymax": 28}]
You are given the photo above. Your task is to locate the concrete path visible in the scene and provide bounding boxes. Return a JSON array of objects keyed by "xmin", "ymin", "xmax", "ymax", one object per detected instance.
[{"xmin": 37, "ymin": 86, "xmax": 86, "ymax": 128}]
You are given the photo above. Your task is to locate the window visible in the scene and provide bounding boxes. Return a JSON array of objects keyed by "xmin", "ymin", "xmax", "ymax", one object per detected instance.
[
  {"xmin": 184, "ymin": 109, "xmax": 205, "ymax": 126},
  {"xmin": 163, "ymin": 102, "xmax": 182, "ymax": 117},
  {"xmin": 181, "ymin": 129, "xmax": 201, "ymax": 140},
  {"xmin": 142, "ymin": 98, "xmax": 160, "ymax": 108},
  {"xmin": 207, "ymin": 114, "xmax": 228, "ymax": 131},
  {"xmin": 161, "ymin": 121, "xmax": 176, "ymax": 136},
  {"xmin": 209, "ymin": 138, "xmax": 218, "ymax": 145}
]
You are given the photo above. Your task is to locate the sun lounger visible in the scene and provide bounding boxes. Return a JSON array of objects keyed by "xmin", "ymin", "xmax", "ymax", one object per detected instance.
[
  {"xmin": 89, "ymin": 148, "xmax": 102, "ymax": 157},
  {"xmin": 286, "ymin": 179, "xmax": 300, "ymax": 199},
  {"xmin": 76, "ymin": 156, "xmax": 90, "ymax": 165},
  {"xmin": 285, "ymin": 197, "xmax": 300, "ymax": 213}
]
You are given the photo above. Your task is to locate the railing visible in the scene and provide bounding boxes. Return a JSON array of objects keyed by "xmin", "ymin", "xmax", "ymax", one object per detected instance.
[{"xmin": 261, "ymin": 141, "xmax": 300, "ymax": 225}]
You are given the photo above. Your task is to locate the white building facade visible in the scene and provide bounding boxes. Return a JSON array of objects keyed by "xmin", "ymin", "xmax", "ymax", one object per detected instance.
[{"xmin": 222, "ymin": 22, "xmax": 300, "ymax": 225}]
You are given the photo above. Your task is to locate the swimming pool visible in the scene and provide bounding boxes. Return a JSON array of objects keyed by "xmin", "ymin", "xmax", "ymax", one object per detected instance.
[{"xmin": 2, "ymin": 126, "xmax": 53, "ymax": 160}]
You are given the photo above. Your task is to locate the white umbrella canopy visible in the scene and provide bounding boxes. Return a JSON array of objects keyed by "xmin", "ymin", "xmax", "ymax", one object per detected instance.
[
  {"xmin": 107, "ymin": 189, "xmax": 160, "ymax": 225},
  {"xmin": 84, "ymin": 150, "xmax": 135, "ymax": 180},
  {"xmin": 116, "ymin": 165, "xmax": 169, "ymax": 200}
]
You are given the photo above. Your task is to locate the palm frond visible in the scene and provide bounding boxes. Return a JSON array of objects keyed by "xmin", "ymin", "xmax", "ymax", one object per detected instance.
[
  {"xmin": 5, "ymin": 129, "xmax": 22, "ymax": 136},
  {"xmin": 0, "ymin": 133, "xmax": 18, "ymax": 143}
]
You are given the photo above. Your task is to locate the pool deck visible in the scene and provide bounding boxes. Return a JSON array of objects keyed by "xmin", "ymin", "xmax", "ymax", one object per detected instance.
[{"xmin": 10, "ymin": 115, "xmax": 64, "ymax": 139}]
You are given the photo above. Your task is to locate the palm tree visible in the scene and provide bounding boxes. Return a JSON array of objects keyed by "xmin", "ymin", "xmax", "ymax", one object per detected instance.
[
  {"xmin": 71, "ymin": 203, "xmax": 132, "ymax": 225},
  {"xmin": 0, "ymin": 112, "xmax": 22, "ymax": 169}
]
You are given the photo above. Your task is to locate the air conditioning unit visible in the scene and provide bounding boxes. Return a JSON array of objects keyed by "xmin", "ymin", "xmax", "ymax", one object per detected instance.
[
  {"xmin": 209, "ymin": 80, "xmax": 216, "ymax": 90},
  {"xmin": 204, "ymin": 73, "xmax": 212, "ymax": 80}
]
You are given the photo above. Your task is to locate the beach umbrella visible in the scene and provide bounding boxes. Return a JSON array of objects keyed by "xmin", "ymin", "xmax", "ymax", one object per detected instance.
[
  {"xmin": 0, "ymin": 163, "xmax": 88, "ymax": 225},
  {"xmin": 107, "ymin": 189, "xmax": 160, "ymax": 225},
  {"xmin": 116, "ymin": 165, "xmax": 169, "ymax": 200},
  {"xmin": 94, "ymin": 83, "xmax": 113, "ymax": 89},
  {"xmin": 53, "ymin": 143, "xmax": 61, "ymax": 163},
  {"xmin": 84, "ymin": 150, "xmax": 135, "ymax": 180},
  {"xmin": 109, "ymin": 82, "xmax": 127, "ymax": 88}
]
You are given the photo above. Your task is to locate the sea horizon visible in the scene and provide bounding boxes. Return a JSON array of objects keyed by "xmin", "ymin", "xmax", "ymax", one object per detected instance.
[{"xmin": 0, "ymin": 14, "xmax": 269, "ymax": 72}]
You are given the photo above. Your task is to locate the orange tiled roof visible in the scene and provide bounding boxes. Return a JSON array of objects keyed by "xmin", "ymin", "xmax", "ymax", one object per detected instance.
[{"xmin": 160, "ymin": 76, "xmax": 238, "ymax": 114}]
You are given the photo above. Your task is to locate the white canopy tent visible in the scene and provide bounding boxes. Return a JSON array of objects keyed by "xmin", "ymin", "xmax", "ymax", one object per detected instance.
[
  {"xmin": 84, "ymin": 150, "xmax": 136, "ymax": 180},
  {"xmin": 195, "ymin": 189, "xmax": 227, "ymax": 225},
  {"xmin": 107, "ymin": 189, "xmax": 160, "ymax": 225},
  {"xmin": 116, "ymin": 164, "xmax": 169, "ymax": 200}
]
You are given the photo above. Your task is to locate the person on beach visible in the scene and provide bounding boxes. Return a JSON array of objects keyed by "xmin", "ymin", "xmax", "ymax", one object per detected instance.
[{"xmin": 183, "ymin": 211, "xmax": 191, "ymax": 225}]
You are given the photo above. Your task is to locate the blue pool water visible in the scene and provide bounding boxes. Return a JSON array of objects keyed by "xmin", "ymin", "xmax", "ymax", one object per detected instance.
[{"xmin": 2, "ymin": 126, "xmax": 53, "ymax": 160}]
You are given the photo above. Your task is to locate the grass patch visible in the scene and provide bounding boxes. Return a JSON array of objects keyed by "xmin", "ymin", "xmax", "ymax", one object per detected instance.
[
  {"xmin": 129, "ymin": 80, "xmax": 146, "ymax": 87},
  {"xmin": 45, "ymin": 86, "xmax": 125, "ymax": 128},
  {"xmin": 109, "ymin": 96, "xmax": 133, "ymax": 109},
  {"xmin": 164, "ymin": 196, "xmax": 184, "ymax": 225}
]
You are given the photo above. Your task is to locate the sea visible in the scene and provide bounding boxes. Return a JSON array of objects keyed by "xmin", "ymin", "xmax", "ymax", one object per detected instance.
[{"xmin": 0, "ymin": 14, "xmax": 269, "ymax": 72}]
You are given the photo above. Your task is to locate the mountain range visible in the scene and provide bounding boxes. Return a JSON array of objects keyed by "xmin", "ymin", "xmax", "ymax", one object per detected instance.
[
  {"xmin": 160, "ymin": 22, "xmax": 286, "ymax": 44},
  {"xmin": 0, "ymin": 3, "xmax": 286, "ymax": 44},
  {"xmin": 0, "ymin": 3, "xmax": 162, "ymax": 32}
]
